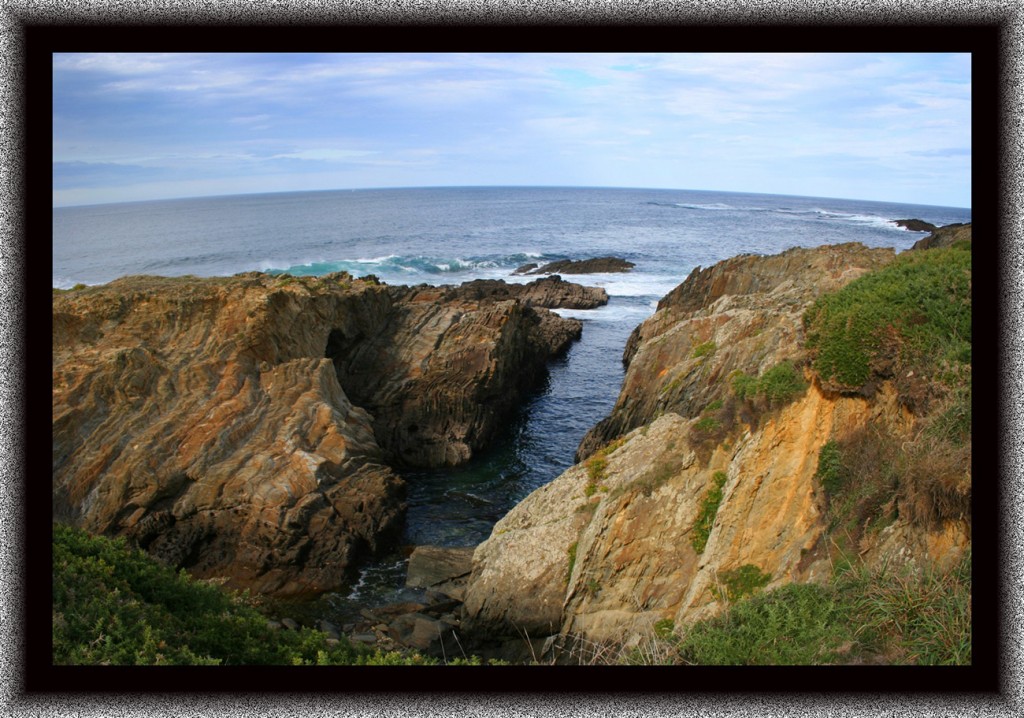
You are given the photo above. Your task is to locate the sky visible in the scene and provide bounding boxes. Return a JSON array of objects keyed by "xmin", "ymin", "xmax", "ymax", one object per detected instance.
[{"xmin": 52, "ymin": 52, "xmax": 972, "ymax": 208}]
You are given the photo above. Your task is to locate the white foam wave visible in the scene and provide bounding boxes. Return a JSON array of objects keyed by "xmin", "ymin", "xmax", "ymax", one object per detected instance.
[{"xmin": 675, "ymin": 202, "xmax": 734, "ymax": 211}]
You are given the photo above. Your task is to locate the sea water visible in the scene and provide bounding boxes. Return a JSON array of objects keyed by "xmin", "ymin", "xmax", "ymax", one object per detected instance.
[{"xmin": 52, "ymin": 186, "xmax": 971, "ymax": 618}]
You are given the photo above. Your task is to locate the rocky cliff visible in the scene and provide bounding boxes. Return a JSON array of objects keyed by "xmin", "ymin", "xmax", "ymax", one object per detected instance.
[
  {"xmin": 52, "ymin": 272, "xmax": 588, "ymax": 597},
  {"xmin": 576, "ymin": 243, "xmax": 896, "ymax": 460},
  {"xmin": 461, "ymin": 236, "xmax": 972, "ymax": 652}
]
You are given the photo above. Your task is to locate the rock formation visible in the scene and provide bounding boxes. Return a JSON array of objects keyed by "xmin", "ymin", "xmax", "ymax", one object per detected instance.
[
  {"xmin": 514, "ymin": 257, "xmax": 636, "ymax": 275},
  {"xmin": 52, "ymin": 272, "xmax": 587, "ymax": 597},
  {"xmin": 911, "ymin": 222, "xmax": 971, "ymax": 250},
  {"xmin": 894, "ymin": 218, "xmax": 937, "ymax": 232},
  {"xmin": 428, "ymin": 276, "xmax": 608, "ymax": 310},
  {"xmin": 576, "ymin": 243, "xmax": 897, "ymax": 460},
  {"xmin": 461, "ymin": 240, "xmax": 972, "ymax": 652}
]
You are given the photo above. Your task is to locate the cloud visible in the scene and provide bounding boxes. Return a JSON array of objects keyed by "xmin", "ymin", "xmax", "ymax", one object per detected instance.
[
  {"xmin": 270, "ymin": 149, "xmax": 378, "ymax": 162},
  {"xmin": 52, "ymin": 52, "xmax": 973, "ymax": 207}
]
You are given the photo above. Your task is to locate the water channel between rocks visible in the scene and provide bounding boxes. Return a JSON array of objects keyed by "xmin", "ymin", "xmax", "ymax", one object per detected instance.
[{"xmin": 290, "ymin": 294, "xmax": 655, "ymax": 628}]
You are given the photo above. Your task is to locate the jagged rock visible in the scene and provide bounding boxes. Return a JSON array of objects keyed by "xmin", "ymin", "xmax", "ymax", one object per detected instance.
[
  {"xmin": 331, "ymin": 282, "xmax": 583, "ymax": 467},
  {"xmin": 452, "ymin": 276, "xmax": 608, "ymax": 309},
  {"xmin": 514, "ymin": 257, "xmax": 635, "ymax": 275},
  {"xmin": 894, "ymin": 218, "xmax": 937, "ymax": 232},
  {"xmin": 577, "ymin": 243, "xmax": 896, "ymax": 460},
  {"xmin": 52, "ymin": 271, "xmax": 583, "ymax": 597},
  {"xmin": 911, "ymin": 222, "xmax": 971, "ymax": 250},
  {"xmin": 462, "ymin": 241, "xmax": 971, "ymax": 648}
]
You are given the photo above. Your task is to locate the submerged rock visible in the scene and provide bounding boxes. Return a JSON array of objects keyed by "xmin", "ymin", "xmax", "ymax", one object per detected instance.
[{"xmin": 52, "ymin": 271, "xmax": 584, "ymax": 596}]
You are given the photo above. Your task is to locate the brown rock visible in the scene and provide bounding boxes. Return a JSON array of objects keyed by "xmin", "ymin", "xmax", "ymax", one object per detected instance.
[
  {"xmin": 894, "ymin": 218, "xmax": 937, "ymax": 232},
  {"xmin": 52, "ymin": 271, "xmax": 582, "ymax": 596},
  {"xmin": 911, "ymin": 222, "xmax": 971, "ymax": 250},
  {"xmin": 577, "ymin": 243, "xmax": 896, "ymax": 460},
  {"xmin": 406, "ymin": 546, "xmax": 475, "ymax": 589},
  {"xmin": 449, "ymin": 276, "xmax": 608, "ymax": 309},
  {"xmin": 514, "ymin": 257, "xmax": 635, "ymax": 275}
]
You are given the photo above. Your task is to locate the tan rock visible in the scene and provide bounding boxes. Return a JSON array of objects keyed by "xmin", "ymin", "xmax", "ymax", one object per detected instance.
[{"xmin": 53, "ymin": 272, "xmax": 584, "ymax": 596}]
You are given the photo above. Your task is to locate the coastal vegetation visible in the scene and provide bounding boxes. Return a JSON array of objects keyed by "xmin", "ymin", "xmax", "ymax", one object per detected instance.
[
  {"xmin": 729, "ymin": 359, "xmax": 808, "ymax": 407},
  {"xmin": 52, "ymin": 523, "xmax": 443, "ymax": 665},
  {"xmin": 690, "ymin": 470, "xmax": 728, "ymax": 554},
  {"xmin": 803, "ymin": 243, "xmax": 971, "ymax": 400},
  {"xmin": 638, "ymin": 551, "xmax": 970, "ymax": 666},
  {"xmin": 51, "ymin": 232, "xmax": 973, "ymax": 667}
]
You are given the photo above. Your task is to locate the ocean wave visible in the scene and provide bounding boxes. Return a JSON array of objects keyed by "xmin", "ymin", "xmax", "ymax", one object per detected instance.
[
  {"xmin": 263, "ymin": 252, "xmax": 561, "ymax": 279},
  {"xmin": 772, "ymin": 207, "xmax": 907, "ymax": 231}
]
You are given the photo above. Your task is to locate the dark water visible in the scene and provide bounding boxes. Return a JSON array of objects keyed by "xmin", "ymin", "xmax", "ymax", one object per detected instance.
[{"xmin": 53, "ymin": 186, "xmax": 971, "ymax": 620}]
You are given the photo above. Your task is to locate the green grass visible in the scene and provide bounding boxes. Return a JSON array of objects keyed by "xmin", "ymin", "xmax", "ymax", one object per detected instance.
[
  {"xmin": 715, "ymin": 564, "xmax": 772, "ymax": 602},
  {"xmin": 650, "ymin": 551, "xmax": 971, "ymax": 666},
  {"xmin": 690, "ymin": 471, "xmax": 728, "ymax": 554},
  {"xmin": 803, "ymin": 245, "xmax": 971, "ymax": 395},
  {"xmin": 692, "ymin": 341, "xmax": 717, "ymax": 359},
  {"xmin": 677, "ymin": 582, "xmax": 849, "ymax": 665},
  {"xmin": 52, "ymin": 523, "xmax": 434, "ymax": 665},
  {"xmin": 566, "ymin": 542, "xmax": 579, "ymax": 584}
]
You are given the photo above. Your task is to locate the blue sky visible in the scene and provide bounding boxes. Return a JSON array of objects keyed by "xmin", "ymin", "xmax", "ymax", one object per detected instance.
[{"xmin": 52, "ymin": 52, "xmax": 972, "ymax": 208}]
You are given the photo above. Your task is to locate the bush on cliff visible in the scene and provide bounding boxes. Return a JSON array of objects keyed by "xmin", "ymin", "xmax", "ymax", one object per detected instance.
[
  {"xmin": 729, "ymin": 360, "xmax": 808, "ymax": 414},
  {"xmin": 52, "ymin": 523, "xmax": 433, "ymax": 665},
  {"xmin": 803, "ymin": 244, "xmax": 971, "ymax": 404}
]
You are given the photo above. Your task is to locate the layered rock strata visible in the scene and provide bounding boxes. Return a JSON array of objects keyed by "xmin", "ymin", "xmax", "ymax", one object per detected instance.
[
  {"xmin": 53, "ymin": 272, "xmax": 587, "ymax": 596},
  {"xmin": 461, "ymin": 241, "xmax": 971, "ymax": 649},
  {"xmin": 577, "ymin": 243, "xmax": 896, "ymax": 460}
]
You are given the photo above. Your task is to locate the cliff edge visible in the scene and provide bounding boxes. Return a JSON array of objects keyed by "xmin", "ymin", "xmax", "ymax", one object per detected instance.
[
  {"xmin": 462, "ymin": 233, "xmax": 972, "ymax": 655},
  {"xmin": 53, "ymin": 272, "xmax": 589, "ymax": 597}
]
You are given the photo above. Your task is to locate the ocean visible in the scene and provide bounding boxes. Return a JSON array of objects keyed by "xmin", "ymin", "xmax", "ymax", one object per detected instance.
[{"xmin": 52, "ymin": 185, "xmax": 971, "ymax": 619}]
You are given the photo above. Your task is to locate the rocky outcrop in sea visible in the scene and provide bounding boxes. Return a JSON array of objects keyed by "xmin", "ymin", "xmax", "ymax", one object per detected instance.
[
  {"xmin": 513, "ymin": 257, "xmax": 636, "ymax": 275},
  {"xmin": 52, "ymin": 272, "xmax": 590, "ymax": 597}
]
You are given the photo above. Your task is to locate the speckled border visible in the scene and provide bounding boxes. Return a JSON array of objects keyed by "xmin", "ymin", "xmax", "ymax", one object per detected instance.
[{"xmin": 1, "ymin": 1, "xmax": 1020, "ymax": 715}]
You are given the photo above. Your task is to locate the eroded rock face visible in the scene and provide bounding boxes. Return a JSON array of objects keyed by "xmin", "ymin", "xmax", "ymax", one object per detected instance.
[
  {"xmin": 330, "ymin": 281, "xmax": 582, "ymax": 467},
  {"xmin": 577, "ymin": 243, "xmax": 897, "ymax": 460},
  {"xmin": 53, "ymin": 272, "xmax": 585, "ymax": 596},
  {"xmin": 447, "ymin": 276, "xmax": 609, "ymax": 310},
  {"xmin": 461, "ymin": 242, "xmax": 971, "ymax": 648}
]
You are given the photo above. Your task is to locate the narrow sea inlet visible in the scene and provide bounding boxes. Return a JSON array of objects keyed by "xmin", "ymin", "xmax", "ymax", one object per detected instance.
[{"xmin": 52, "ymin": 186, "xmax": 971, "ymax": 622}]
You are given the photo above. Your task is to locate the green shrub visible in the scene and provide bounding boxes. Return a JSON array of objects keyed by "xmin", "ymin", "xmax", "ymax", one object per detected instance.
[
  {"xmin": 757, "ymin": 361, "xmax": 807, "ymax": 406},
  {"xmin": 52, "ymin": 523, "xmax": 391, "ymax": 665},
  {"xmin": 693, "ymin": 416, "xmax": 720, "ymax": 433},
  {"xmin": 692, "ymin": 341, "xmax": 717, "ymax": 359},
  {"xmin": 803, "ymin": 246, "xmax": 971, "ymax": 395},
  {"xmin": 716, "ymin": 564, "xmax": 772, "ymax": 602},
  {"xmin": 690, "ymin": 471, "xmax": 728, "ymax": 554},
  {"xmin": 730, "ymin": 371, "xmax": 758, "ymax": 401},
  {"xmin": 730, "ymin": 361, "xmax": 807, "ymax": 407},
  {"xmin": 815, "ymin": 440, "xmax": 846, "ymax": 497}
]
